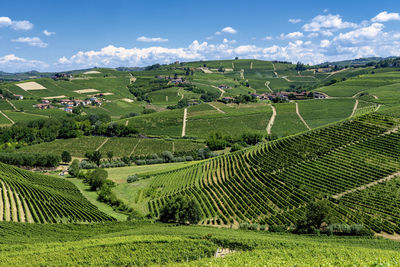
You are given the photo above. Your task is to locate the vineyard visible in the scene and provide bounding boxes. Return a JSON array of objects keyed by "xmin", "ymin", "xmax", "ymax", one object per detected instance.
[
  {"xmin": 144, "ymin": 113, "xmax": 400, "ymax": 233},
  {"xmin": 0, "ymin": 162, "xmax": 115, "ymax": 223}
]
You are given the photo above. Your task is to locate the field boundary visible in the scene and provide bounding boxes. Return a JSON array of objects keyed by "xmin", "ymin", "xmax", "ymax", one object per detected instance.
[
  {"xmin": 208, "ymin": 103, "xmax": 225, "ymax": 114},
  {"xmin": 96, "ymin": 138, "xmax": 110, "ymax": 151},
  {"xmin": 295, "ymin": 103, "xmax": 311, "ymax": 130},
  {"xmin": 266, "ymin": 104, "xmax": 276, "ymax": 134},
  {"xmin": 332, "ymin": 172, "xmax": 400, "ymax": 199},
  {"xmin": 129, "ymin": 138, "xmax": 142, "ymax": 156},
  {"xmin": 0, "ymin": 111, "xmax": 14, "ymax": 124},
  {"xmin": 350, "ymin": 99, "xmax": 359, "ymax": 117},
  {"xmin": 181, "ymin": 108, "xmax": 187, "ymax": 137}
]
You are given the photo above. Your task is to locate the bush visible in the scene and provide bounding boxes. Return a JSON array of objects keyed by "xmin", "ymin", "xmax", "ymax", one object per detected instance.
[
  {"xmin": 268, "ymin": 225, "xmax": 287, "ymax": 232},
  {"xmin": 127, "ymin": 175, "xmax": 139, "ymax": 183},
  {"xmin": 68, "ymin": 159, "xmax": 80, "ymax": 177},
  {"xmin": 61, "ymin": 151, "xmax": 71, "ymax": 163}
]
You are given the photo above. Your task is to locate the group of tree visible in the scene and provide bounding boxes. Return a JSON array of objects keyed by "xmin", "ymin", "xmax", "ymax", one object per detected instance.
[
  {"xmin": 159, "ymin": 196, "xmax": 202, "ymax": 224},
  {"xmin": 0, "ymin": 152, "xmax": 60, "ymax": 167},
  {"xmin": 0, "ymin": 114, "xmax": 137, "ymax": 148},
  {"xmin": 206, "ymin": 132, "xmax": 265, "ymax": 150},
  {"xmin": 128, "ymin": 77, "xmax": 171, "ymax": 102}
]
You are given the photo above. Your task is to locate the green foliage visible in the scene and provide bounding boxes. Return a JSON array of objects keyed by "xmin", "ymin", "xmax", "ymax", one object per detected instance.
[
  {"xmin": 159, "ymin": 196, "xmax": 202, "ymax": 224},
  {"xmin": 295, "ymin": 199, "xmax": 335, "ymax": 234},
  {"xmin": 68, "ymin": 159, "xmax": 80, "ymax": 177},
  {"xmin": 0, "ymin": 152, "xmax": 60, "ymax": 167},
  {"xmin": 86, "ymin": 168, "xmax": 109, "ymax": 191},
  {"xmin": 61, "ymin": 150, "xmax": 71, "ymax": 163},
  {"xmin": 85, "ymin": 150, "xmax": 102, "ymax": 166}
]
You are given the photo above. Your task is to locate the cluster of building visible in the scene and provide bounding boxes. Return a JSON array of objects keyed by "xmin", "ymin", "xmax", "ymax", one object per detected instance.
[
  {"xmin": 157, "ymin": 75, "xmax": 186, "ymax": 85},
  {"xmin": 35, "ymin": 97, "xmax": 103, "ymax": 112},
  {"xmin": 250, "ymin": 91, "xmax": 326, "ymax": 101}
]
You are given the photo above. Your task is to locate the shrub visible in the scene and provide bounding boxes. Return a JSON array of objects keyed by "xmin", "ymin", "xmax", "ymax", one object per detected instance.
[
  {"xmin": 268, "ymin": 225, "xmax": 287, "ymax": 232},
  {"xmin": 127, "ymin": 175, "xmax": 139, "ymax": 183}
]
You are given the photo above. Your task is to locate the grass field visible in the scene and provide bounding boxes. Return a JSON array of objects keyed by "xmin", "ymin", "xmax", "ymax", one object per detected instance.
[
  {"xmin": 271, "ymin": 102, "xmax": 308, "ymax": 137},
  {"xmin": 297, "ymin": 98, "xmax": 355, "ymax": 128}
]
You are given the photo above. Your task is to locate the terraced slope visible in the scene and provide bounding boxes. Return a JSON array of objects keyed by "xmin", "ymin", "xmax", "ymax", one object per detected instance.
[
  {"xmin": 0, "ymin": 163, "xmax": 115, "ymax": 223},
  {"xmin": 145, "ymin": 114, "xmax": 400, "ymax": 233}
]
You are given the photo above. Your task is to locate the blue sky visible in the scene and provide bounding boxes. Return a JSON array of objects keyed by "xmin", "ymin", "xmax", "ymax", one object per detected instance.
[{"xmin": 1, "ymin": 0, "xmax": 400, "ymax": 72}]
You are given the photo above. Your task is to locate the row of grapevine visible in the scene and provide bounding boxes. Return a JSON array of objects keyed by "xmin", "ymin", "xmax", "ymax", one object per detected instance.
[
  {"xmin": 0, "ymin": 163, "xmax": 115, "ymax": 223},
  {"xmin": 147, "ymin": 114, "xmax": 400, "ymax": 232}
]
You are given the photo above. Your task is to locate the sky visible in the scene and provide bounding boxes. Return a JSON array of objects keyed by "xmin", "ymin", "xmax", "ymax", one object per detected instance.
[{"xmin": 1, "ymin": 0, "xmax": 400, "ymax": 72}]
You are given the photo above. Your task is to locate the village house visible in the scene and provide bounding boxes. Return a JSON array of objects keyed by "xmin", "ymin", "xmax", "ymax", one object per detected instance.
[
  {"xmin": 64, "ymin": 106, "xmax": 73, "ymax": 113},
  {"xmin": 221, "ymin": 96, "xmax": 234, "ymax": 103},
  {"xmin": 13, "ymin": 94, "xmax": 23, "ymax": 100},
  {"xmin": 35, "ymin": 103, "xmax": 50, "ymax": 110},
  {"xmin": 218, "ymin": 85, "xmax": 229, "ymax": 90},
  {"xmin": 314, "ymin": 92, "xmax": 327, "ymax": 99}
]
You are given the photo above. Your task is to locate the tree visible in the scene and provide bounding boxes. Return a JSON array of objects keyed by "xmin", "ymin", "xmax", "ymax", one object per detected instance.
[
  {"xmin": 106, "ymin": 151, "xmax": 113, "ymax": 161},
  {"xmin": 85, "ymin": 151, "xmax": 102, "ymax": 166},
  {"xmin": 295, "ymin": 199, "xmax": 335, "ymax": 234},
  {"xmin": 87, "ymin": 168, "xmax": 108, "ymax": 191},
  {"xmin": 159, "ymin": 196, "xmax": 202, "ymax": 224},
  {"xmin": 68, "ymin": 159, "xmax": 80, "ymax": 177},
  {"xmin": 61, "ymin": 151, "xmax": 72, "ymax": 163}
]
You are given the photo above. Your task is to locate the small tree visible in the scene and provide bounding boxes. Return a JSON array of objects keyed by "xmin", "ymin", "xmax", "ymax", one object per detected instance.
[
  {"xmin": 68, "ymin": 159, "xmax": 80, "ymax": 177},
  {"xmin": 295, "ymin": 198, "xmax": 334, "ymax": 234},
  {"xmin": 61, "ymin": 151, "xmax": 72, "ymax": 163},
  {"xmin": 159, "ymin": 196, "xmax": 202, "ymax": 224},
  {"xmin": 106, "ymin": 151, "xmax": 113, "ymax": 161},
  {"xmin": 87, "ymin": 168, "xmax": 108, "ymax": 191},
  {"xmin": 85, "ymin": 151, "xmax": 102, "ymax": 166}
]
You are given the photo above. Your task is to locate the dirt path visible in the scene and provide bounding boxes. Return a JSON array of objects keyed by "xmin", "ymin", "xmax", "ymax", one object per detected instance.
[
  {"xmin": 8, "ymin": 190, "xmax": 18, "ymax": 222},
  {"xmin": 1, "ymin": 182, "xmax": 10, "ymax": 221},
  {"xmin": 296, "ymin": 102, "xmax": 311, "ymax": 130},
  {"xmin": 5, "ymin": 99, "xmax": 17, "ymax": 110},
  {"xmin": 181, "ymin": 108, "xmax": 188, "ymax": 137},
  {"xmin": 14, "ymin": 193, "xmax": 25, "ymax": 223},
  {"xmin": 129, "ymin": 73, "xmax": 136, "ymax": 84},
  {"xmin": 22, "ymin": 198, "xmax": 34, "ymax": 223},
  {"xmin": 375, "ymin": 104, "xmax": 382, "ymax": 112},
  {"xmin": 240, "ymin": 69, "xmax": 245, "ymax": 80},
  {"xmin": 250, "ymin": 62, "xmax": 253, "ymax": 70},
  {"xmin": 350, "ymin": 99, "xmax": 359, "ymax": 117},
  {"xmin": 232, "ymin": 62, "xmax": 234, "ymax": 69},
  {"xmin": 265, "ymin": 81, "xmax": 273, "ymax": 93},
  {"xmin": 332, "ymin": 172, "xmax": 400, "ymax": 199},
  {"xmin": 0, "ymin": 111, "xmax": 15, "ymax": 124},
  {"xmin": 266, "ymin": 104, "xmax": 277, "ymax": 135},
  {"xmin": 0, "ymin": 187, "xmax": 2, "ymax": 221},
  {"xmin": 324, "ymin": 68, "xmax": 347, "ymax": 80},
  {"xmin": 372, "ymin": 95, "xmax": 378, "ymax": 99},
  {"xmin": 96, "ymin": 138, "xmax": 109, "ymax": 151},
  {"xmin": 208, "ymin": 103, "xmax": 225, "ymax": 114},
  {"xmin": 212, "ymin": 85, "xmax": 225, "ymax": 97},
  {"xmin": 129, "ymin": 138, "xmax": 142, "ymax": 157},
  {"xmin": 125, "ymin": 120, "xmax": 129, "ymax": 126},
  {"xmin": 281, "ymin": 76, "xmax": 292, "ymax": 82},
  {"xmin": 200, "ymin": 68, "xmax": 213, "ymax": 74}
]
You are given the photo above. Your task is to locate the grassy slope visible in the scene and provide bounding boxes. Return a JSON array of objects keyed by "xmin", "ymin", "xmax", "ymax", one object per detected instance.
[{"xmin": 271, "ymin": 102, "xmax": 308, "ymax": 137}]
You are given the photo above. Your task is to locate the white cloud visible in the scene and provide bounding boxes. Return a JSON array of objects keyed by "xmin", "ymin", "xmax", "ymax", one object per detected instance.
[
  {"xmin": 223, "ymin": 38, "xmax": 236, "ymax": 44},
  {"xmin": 221, "ymin": 26, "xmax": 237, "ymax": 34},
  {"xmin": 303, "ymin": 14, "xmax": 357, "ymax": 32},
  {"xmin": 262, "ymin": 36, "xmax": 273, "ymax": 41},
  {"xmin": 320, "ymin": 39, "xmax": 331, "ymax": 48},
  {"xmin": 12, "ymin": 37, "xmax": 48, "ymax": 48},
  {"xmin": 289, "ymin": 18, "xmax": 302, "ymax": 24},
  {"xmin": 43, "ymin": 29, "xmax": 55, "ymax": 36},
  {"xmin": 0, "ymin": 54, "xmax": 48, "ymax": 72},
  {"xmin": 0, "ymin": 16, "xmax": 33, "ymax": 30},
  {"xmin": 280, "ymin": 31, "xmax": 304, "ymax": 39},
  {"xmin": 334, "ymin": 23, "xmax": 384, "ymax": 44},
  {"xmin": 371, "ymin": 11, "xmax": 400, "ymax": 22},
  {"xmin": 206, "ymin": 36, "xmax": 214, "ymax": 40},
  {"xmin": 215, "ymin": 31, "xmax": 221, "ymax": 35},
  {"xmin": 136, "ymin": 36, "xmax": 168, "ymax": 42}
]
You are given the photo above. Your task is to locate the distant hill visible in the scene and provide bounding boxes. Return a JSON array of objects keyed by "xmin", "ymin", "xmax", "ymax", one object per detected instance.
[{"xmin": 317, "ymin": 56, "xmax": 398, "ymax": 67}]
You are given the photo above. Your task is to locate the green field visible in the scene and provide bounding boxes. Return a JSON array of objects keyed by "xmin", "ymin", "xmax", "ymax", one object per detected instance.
[{"xmin": 271, "ymin": 102, "xmax": 308, "ymax": 137}]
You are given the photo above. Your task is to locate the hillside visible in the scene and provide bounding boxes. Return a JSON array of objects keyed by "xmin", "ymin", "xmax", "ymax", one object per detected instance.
[
  {"xmin": 0, "ymin": 162, "xmax": 115, "ymax": 223},
  {"xmin": 113, "ymin": 113, "xmax": 400, "ymax": 233}
]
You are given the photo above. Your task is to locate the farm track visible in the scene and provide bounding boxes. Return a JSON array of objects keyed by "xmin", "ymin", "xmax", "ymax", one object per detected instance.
[
  {"xmin": 0, "ymin": 187, "xmax": 2, "ymax": 221},
  {"xmin": 14, "ymin": 193, "xmax": 25, "ymax": 223},
  {"xmin": 211, "ymin": 85, "xmax": 225, "ymax": 97},
  {"xmin": 129, "ymin": 138, "xmax": 142, "ymax": 157},
  {"xmin": 375, "ymin": 104, "xmax": 382, "ymax": 112},
  {"xmin": 96, "ymin": 138, "xmax": 110, "ymax": 151},
  {"xmin": 332, "ymin": 172, "xmax": 400, "ymax": 199},
  {"xmin": 125, "ymin": 120, "xmax": 129, "ymax": 126},
  {"xmin": 1, "ymin": 181, "xmax": 10, "ymax": 221},
  {"xmin": 240, "ymin": 69, "xmax": 245, "ymax": 80},
  {"xmin": 266, "ymin": 104, "xmax": 276, "ymax": 134},
  {"xmin": 350, "ymin": 100, "xmax": 359, "ymax": 117},
  {"xmin": 295, "ymin": 102, "xmax": 311, "ymax": 130},
  {"xmin": 181, "ymin": 108, "xmax": 188, "ymax": 137},
  {"xmin": 250, "ymin": 62, "xmax": 253, "ymax": 70},
  {"xmin": 208, "ymin": 103, "xmax": 225, "ymax": 114},
  {"xmin": 0, "ymin": 111, "xmax": 14, "ymax": 124},
  {"xmin": 5, "ymin": 99, "xmax": 17, "ymax": 110},
  {"xmin": 265, "ymin": 81, "xmax": 273, "ymax": 93}
]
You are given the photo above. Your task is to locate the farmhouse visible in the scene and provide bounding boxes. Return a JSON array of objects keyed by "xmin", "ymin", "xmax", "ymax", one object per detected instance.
[
  {"xmin": 314, "ymin": 92, "xmax": 327, "ymax": 99},
  {"xmin": 221, "ymin": 96, "xmax": 234, "ymax": 103},
  {"xmin": 35, "ymin": 103, "xmax": 50, "ymax": 110},
  {"xmin": 13, "ymin": 94, "xmax": 23, "ymax": 100}
]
